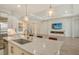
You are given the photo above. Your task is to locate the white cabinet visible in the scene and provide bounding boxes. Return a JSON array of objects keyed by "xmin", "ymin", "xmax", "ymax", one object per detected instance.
[
  {"xmin": 8, "ymin": 43, "xmax": 32, "ymax": 55},
  {"xmin": 63, "ymin": 16, "xmax": 79, "ymax": 37},
  {"xmin": 63, "ymin": 18, "xmax": 72, "ymax": 37},
  {"xmin": 71, "ymin": 17, "xmax": 79, "ymax": 37}
]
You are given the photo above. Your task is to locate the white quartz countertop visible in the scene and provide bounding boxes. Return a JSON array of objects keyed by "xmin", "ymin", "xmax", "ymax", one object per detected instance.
[{"xmin": 3, "ymin": 36, "xmax": 63, "ymax": 55}]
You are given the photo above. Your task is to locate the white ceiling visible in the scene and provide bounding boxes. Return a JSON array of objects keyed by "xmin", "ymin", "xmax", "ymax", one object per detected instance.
[
  {"xmin": 0, "ymin": 4, "xmax": 75, "ymax": 21},
  {"xmin": 0, "ymin": 4, "xmax": 67, "ymax": 15},
  {"xmin": 0, "ymin": 4, "xmax": 50, "ymax": 16}
]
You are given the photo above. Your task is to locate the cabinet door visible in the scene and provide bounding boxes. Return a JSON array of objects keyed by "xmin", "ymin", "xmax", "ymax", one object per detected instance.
[
  {"xmin": 8, "ymin": 43, "xmax": 32, "ymax": 55},
  {"xmin": 72, "ymin": 17, "xmax": 79, "ymax": 37},
  {"xmin": 8, "ymin": 43, "xmax": 20, "ymax": 55}
]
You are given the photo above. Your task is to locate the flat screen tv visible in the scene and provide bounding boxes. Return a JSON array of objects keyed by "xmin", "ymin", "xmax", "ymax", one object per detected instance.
[{"xmin": 52, "ymin": 23, "xmax": 62, "ymax": 30}]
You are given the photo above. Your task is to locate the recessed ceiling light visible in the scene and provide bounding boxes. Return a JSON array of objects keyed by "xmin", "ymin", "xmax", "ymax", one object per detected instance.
[{"xmin": 17, "ymin": 5, "xmax": 21, "ymax": 7}]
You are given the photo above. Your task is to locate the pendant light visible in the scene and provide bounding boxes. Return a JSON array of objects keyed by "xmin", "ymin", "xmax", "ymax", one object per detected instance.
[
  {"xmin": 48, "ymin": 4, "xmax": 53, "ymax": 16},
  {"xmin": 23, "ymin": 4, "xmax": 29, "ymax": 22}
]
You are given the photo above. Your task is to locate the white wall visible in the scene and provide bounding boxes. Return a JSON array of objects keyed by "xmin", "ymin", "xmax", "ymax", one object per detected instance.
[{"xmin": 39, "ymin": 21, "xmax": 48, "ymax": 35}]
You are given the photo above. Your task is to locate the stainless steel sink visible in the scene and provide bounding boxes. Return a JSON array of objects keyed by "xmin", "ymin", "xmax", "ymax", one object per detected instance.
[{"xmin": 13, "ymin": 39, "xmax": 31, "ymax": 44}]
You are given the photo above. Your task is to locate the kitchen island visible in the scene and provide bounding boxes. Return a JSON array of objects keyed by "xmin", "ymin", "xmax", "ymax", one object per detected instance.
[{"xmin": 3, "ymin": 35, "xmax": 63, "ymax": 55}]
